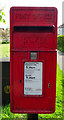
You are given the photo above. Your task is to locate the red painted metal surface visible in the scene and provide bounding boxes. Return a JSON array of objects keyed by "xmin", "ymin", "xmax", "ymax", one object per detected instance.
[{"xmin": 10, "ymin": 7, "xmax": 57, "ymax": 114}]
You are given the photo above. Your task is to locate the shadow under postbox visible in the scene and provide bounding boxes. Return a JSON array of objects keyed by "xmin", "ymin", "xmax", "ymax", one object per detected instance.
[{"xmin": 10, "ymin": 7, "xmax": 57, "ymax": 114}]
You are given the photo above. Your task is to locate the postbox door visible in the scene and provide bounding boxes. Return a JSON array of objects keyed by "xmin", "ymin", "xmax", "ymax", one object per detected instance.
[{"xmin": 10, "ymin": 51, "xmax": 56, "ymax": 113}]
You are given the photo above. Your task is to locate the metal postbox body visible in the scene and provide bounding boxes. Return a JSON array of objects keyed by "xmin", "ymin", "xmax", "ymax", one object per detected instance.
[{"xmin": 10, "ymin": 7, "xmax": 57, "ymax": 114}]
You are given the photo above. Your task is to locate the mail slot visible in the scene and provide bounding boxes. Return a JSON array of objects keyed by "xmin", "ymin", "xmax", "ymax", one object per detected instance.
[{"xmin": 10, "ymin": 7, "xmax": 57, "ymax": 114}]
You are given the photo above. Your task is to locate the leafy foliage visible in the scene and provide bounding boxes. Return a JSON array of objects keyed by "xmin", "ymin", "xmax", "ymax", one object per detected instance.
[
  {"xmin": 0, "ymin": 9, "xmax": 6, "ymax": 24},
  {"xmin": 57, "ymin": 35, "xmax": 64, "ymax": 52},
  {"xmin": 1, "ymin": 104, "xmax": 27, "ymax": 119}
]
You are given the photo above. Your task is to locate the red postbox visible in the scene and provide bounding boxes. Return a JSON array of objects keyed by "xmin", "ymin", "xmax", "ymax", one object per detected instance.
[{"xmin": 10, "ymin": 7, "xmax": 57, "ymax": 114}]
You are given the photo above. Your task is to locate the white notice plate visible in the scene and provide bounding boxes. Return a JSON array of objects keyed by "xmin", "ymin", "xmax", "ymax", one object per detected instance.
[{"xmin": 24, "ymin": 62, "xmax": 43, "ymax": 95}]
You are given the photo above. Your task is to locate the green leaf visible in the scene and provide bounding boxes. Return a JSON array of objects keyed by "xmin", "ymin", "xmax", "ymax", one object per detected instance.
[
  {"xmin": 3, "ymin": 19, "xmax": 5, "ymax": 23},
  {"xmin": 0, "ymin": 10, "xmax": 2, "ymax": 13},
  {"xmin": 0, "ymin": 15, "xmax": 2, "ymax": 21},
  {"xmin": 2, "ymin": 12, "xmax": 5, "ymax": 16}
]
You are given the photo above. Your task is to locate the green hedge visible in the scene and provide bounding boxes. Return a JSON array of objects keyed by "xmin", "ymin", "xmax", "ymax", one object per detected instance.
[
  {"xmin": 1, "ymin": 41, "xmax": 10, "ymax": 44},
  {"xmin": 57, "ymin": 35, "xmax": 64, "ymax": 52}
]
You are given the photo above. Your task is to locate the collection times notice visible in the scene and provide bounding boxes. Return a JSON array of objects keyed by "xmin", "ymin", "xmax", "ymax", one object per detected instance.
[{"xmin": 24, "ymin": 62, "xmax": 43, "ymax": 95}]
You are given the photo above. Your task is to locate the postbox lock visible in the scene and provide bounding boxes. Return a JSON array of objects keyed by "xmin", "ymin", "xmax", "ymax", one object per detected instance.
[
  {"xmin": 30, "ymin": 52, "xmax": 37, "ymax": 59},
  {"xmin": 48, "ymin": 83, "xmax": 50, "ymax": 88}
]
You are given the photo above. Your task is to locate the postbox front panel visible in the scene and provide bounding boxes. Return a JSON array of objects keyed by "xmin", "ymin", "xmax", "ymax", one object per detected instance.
[
  {"xmin": 13, "ymin": 30, "xmax": 55, "ymax": 50},
  {"xmin": 10, "ymin": 7, "xmax": 57, "ymax": 114}
]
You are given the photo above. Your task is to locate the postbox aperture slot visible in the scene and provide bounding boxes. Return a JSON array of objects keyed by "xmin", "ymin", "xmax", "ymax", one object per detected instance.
[{"xmin": 14, "ymin": 26, "xmax": 54, "ymax": 32}]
